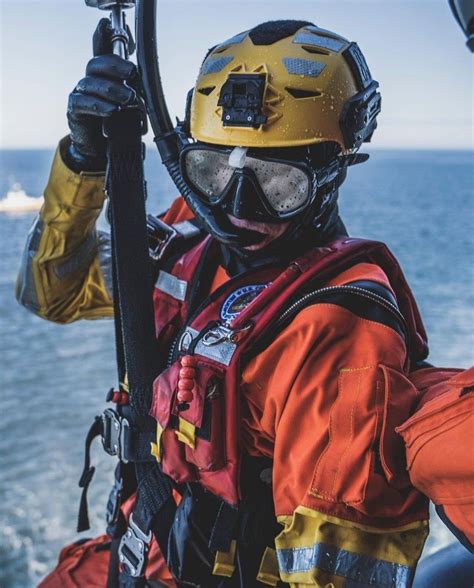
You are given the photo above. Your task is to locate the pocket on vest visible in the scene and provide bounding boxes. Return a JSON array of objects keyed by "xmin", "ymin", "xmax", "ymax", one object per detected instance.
[{"xmin": 150, "ymin": 360, "xmax": 227, "ymax": 480}]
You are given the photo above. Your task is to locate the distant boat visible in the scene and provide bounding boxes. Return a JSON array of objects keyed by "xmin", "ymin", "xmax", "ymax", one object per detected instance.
[{"xmin": 0, "ymin": 183, "xmax": 44, "ymax": 213}]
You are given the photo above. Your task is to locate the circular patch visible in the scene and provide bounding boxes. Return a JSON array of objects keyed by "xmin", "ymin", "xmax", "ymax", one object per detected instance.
[{"xmin": 220, "ymin": 284, "xmax": 269, "ymax": 324}]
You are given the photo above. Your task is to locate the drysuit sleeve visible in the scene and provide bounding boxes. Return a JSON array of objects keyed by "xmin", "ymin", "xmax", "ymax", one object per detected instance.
[
  {"xmin": 241, "ymin": 289, "xmax": 429, "ymax": 587},
  {"xmin": 16, "ymin": 138, "xmax": 113, "ymax": 323}
]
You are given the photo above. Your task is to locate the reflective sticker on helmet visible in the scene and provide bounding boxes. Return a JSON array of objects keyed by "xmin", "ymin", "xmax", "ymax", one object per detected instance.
[
  {"xmin": 305, "ymin": 25, "xmax": 348, "ymax": 42},
  {"xmin": 202, "ymin": 56, "xmax": 234, "ymax": 75},
  {"xmin": 220, "ymin": 284, "xmax": 269, "ymax": 323},
  {"xmin": 218, "ymin": 31, "xmax": 248, "ymax": 47},
  {"xmin": 293, "ymin": 31, "xmax": 346, "ymax": 52},
  {"xmin": 282, "ymin": 57, "xmax": 326, "ymax": 77}
]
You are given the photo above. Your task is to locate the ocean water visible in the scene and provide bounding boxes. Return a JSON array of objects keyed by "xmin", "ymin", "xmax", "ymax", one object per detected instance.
[{"xmin": 0, "ymin": 147, "xmax": 473, "ymax": 587}]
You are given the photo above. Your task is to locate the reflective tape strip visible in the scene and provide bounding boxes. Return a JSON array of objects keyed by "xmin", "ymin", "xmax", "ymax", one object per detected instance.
[
  {"xmin": 201, "ymin": 55, "xmax": 234, "ymax": 75},
  {"xmin": 181, "ymin": 326, "xmax": 237, "ymax": 366},
  {"xmin": 305, "ymin": 25, "xmax": 349, "ymax": 42},
  {"xmin": 97, "ymin": 230, "xmax": 113, "ymax": 300},
  {"xmin": 155, "ymin": 271, "xmax": 188, "ymax": 301},
  {"xmin": 293, "ymin": 31, "xmax": 346, "ymax": 52},
  {"xmin": 172, "ymin": 220, "xmax": 202, "ymax": 239},
  {"xmin": 16, "ymin": 217, "xmax": 44, "ymax": 313},
  {"xmin": 277, "ymin": 542, "xmax": 414, "ymax": 587},
  {"xmin": 282, "ymin": 57, "xmax": 326, "ymax": 77},
  {"xmin": 194, "ymin": 337, "xmax": 236, "ymax": 366},
  {"xmin": 218, "ymin": 31, "xmax": 248, "ymax": 47}
]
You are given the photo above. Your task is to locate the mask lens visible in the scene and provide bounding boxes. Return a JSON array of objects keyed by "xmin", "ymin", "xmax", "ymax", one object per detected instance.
[
  {"xmin": 184, "ymin": 149, "xmax": 234, "ymax": 201},
  {"xmin": 246, "ymin": 157, "xmax": 311, "ymax": 214}
]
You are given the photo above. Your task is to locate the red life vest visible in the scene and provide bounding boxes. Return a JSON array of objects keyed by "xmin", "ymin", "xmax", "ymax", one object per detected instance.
[{"xmin": 150, "ymin": 235, "xmax": 428, "ymax": 505}]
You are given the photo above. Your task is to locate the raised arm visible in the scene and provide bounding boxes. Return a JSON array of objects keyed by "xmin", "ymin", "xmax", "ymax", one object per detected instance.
[
  {"xmin": 16, "ymin": 19, "xmax": 141, "ymax": 323},
  {"xmin": 16, "ymin": 138, "xmax": 113, "ymax": 323}
]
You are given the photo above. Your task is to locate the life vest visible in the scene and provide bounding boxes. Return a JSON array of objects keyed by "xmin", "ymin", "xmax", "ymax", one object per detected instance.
[{"xmin": 149, "ymin": 234, "xmax": 428, "ymax": 506}]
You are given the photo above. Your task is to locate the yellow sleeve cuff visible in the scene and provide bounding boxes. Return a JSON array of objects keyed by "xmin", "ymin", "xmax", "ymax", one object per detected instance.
[{"xmin": 275, "ymin": 507, "xmax": 428, "ymax": 586}]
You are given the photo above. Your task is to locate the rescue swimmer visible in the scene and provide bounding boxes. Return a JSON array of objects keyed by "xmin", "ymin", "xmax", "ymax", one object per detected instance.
[{"xmin": 16, "ymin": 16, "xmax": 474, "ymax": 588}]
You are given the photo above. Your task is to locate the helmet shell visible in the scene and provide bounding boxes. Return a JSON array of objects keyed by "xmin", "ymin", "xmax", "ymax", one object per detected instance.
[{"xmin": 190, "ymin": 24, "xmax": 377, "ymax": 152}]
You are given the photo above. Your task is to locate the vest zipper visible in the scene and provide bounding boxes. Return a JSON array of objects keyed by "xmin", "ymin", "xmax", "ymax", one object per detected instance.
[
  {"xmin": 248, "ymin": 284, "xmax": 410, "ymax": 361},
  {"xmin": 279, "ymin": 284, "xmax": 405, "ymax": 327}
]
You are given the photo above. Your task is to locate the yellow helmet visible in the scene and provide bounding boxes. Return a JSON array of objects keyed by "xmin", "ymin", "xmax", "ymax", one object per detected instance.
[{"xmin": 189, "ymin": 20, "xmax": 381, "ymax": 153}]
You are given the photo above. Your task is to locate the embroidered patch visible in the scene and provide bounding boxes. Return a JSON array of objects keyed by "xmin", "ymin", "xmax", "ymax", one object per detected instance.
[{"xmin": 220, "ymin": 284, "xmax": 268, "ymax": 324}]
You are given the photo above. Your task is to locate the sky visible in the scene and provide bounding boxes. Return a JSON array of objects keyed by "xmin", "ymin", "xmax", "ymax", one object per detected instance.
[{"xmin": 0, "ymin": 0, "xmax": 472, "ymax": 150}]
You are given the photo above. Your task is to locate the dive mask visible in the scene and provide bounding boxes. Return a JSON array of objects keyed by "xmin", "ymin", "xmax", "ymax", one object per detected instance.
[{"xmin": 180, "ymin": 144, "xmax": 342, "ymax": 221}]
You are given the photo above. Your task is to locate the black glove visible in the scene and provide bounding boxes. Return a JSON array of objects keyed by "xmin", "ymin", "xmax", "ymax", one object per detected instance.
[{"xmin": 64, "ymin": 18, "xmax": 141, "ymax": 173}]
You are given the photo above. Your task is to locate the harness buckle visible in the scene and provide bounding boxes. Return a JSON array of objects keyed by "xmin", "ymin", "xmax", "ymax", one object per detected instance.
[
  {"xmin": 118, "ymin": 513, "xmax": 152, "ymax": 577},
  {"xmin": 101, "ymin": 408, "xmax": 130, "ymax": 463}
]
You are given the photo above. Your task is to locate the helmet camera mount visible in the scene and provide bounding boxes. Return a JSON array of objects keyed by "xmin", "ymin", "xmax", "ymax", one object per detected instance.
[{"xmin": 218, "ymin": 74, "xmax": 268, "ymax": 128}]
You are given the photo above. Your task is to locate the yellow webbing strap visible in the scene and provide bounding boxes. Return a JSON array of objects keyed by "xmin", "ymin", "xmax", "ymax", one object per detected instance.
[
  {"xmin": 212, "ymin": 540, "xmax": 237, "ymax": 578},
  {"xmin": 175, "ymin": 417, "xmax": 196, "ymax": 449},
  {"xmin": 152, "ymin": 422, "xmax": 164, "ymax": 462},
  {"xmin": 120, "ymin": 374, "xmax": 129, "ymax": 392},
  {"xmin": 150, "ymin": 441, "xmax": 160, "ymax": 462},
  {"xmin": 256, "ymin": 546, "xmax": 280, "ymax": 586}
]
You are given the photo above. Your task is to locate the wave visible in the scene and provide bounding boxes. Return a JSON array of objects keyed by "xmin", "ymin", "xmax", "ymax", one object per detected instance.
[{"xmin": 0, "ymin": 183, "xmax": 43, "ymax": 213}]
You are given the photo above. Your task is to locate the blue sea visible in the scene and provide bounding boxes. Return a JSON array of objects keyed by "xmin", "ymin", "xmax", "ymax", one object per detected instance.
[{"xmin": 0, "ymin": 147, "xmax": 473, "ymax": 587}]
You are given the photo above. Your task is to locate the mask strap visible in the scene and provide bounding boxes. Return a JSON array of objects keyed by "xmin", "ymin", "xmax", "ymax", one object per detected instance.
[{"xmin": 228, "ymin": 146, "xmax": 248, "ymax": 168}]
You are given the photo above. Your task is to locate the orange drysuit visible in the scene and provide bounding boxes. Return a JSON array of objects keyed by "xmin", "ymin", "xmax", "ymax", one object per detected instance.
[{"xmin": 16, "ymin": 142, "xmax": 471, "ymax": 587}]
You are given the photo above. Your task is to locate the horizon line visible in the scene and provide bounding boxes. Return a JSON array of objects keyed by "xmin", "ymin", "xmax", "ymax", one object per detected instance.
[{"xmin": 1, "ymin": 145, "xmax": 473, "ymax": 153}]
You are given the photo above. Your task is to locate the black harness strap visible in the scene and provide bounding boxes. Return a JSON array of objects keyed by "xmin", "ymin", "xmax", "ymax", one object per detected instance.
[
  {"xmin": 77, "ymin": 416, "xmax": 102, "ymax": 532},
  {"xmin": 103, "ymin": 110, "xmax": 175, "ymax": 585},
  {"xmin": 105, "ymin": 110, "xmax": 158, "ymax": 417}
]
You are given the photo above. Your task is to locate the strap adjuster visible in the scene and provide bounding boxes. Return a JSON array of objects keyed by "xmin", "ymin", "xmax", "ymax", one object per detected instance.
[
  {"xmin": 101, "ymin": 408, "xmax": 130, "ymax": 463},
  {"xmin": 147, "ymin": 215, "xmax": 179, "ymax": 261},
  {"xmin": 118, "ymin": 513, "xmax": 152, "ymax": 577},
  {"xmin": 106, "ymin": 475, "xmax": 123, "ymax": 526}
]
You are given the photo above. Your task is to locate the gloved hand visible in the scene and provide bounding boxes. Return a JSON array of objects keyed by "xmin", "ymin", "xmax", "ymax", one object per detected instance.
[{"xmin": 64, "ymin": 18, "xmax": 142, "ymax": 173}]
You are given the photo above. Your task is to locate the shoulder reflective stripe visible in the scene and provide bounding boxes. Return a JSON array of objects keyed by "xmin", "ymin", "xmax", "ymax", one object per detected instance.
[
  {"xmin": 172, "ymin": 220, "xmax": 202, "ymax": 239},
  {"xmin": 277, "ymin": 543, "xmax": 414, "ymax": 587},
  {"xmin": 155, "ymin": 271, "xmax": 188, "ymax": 301}
]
